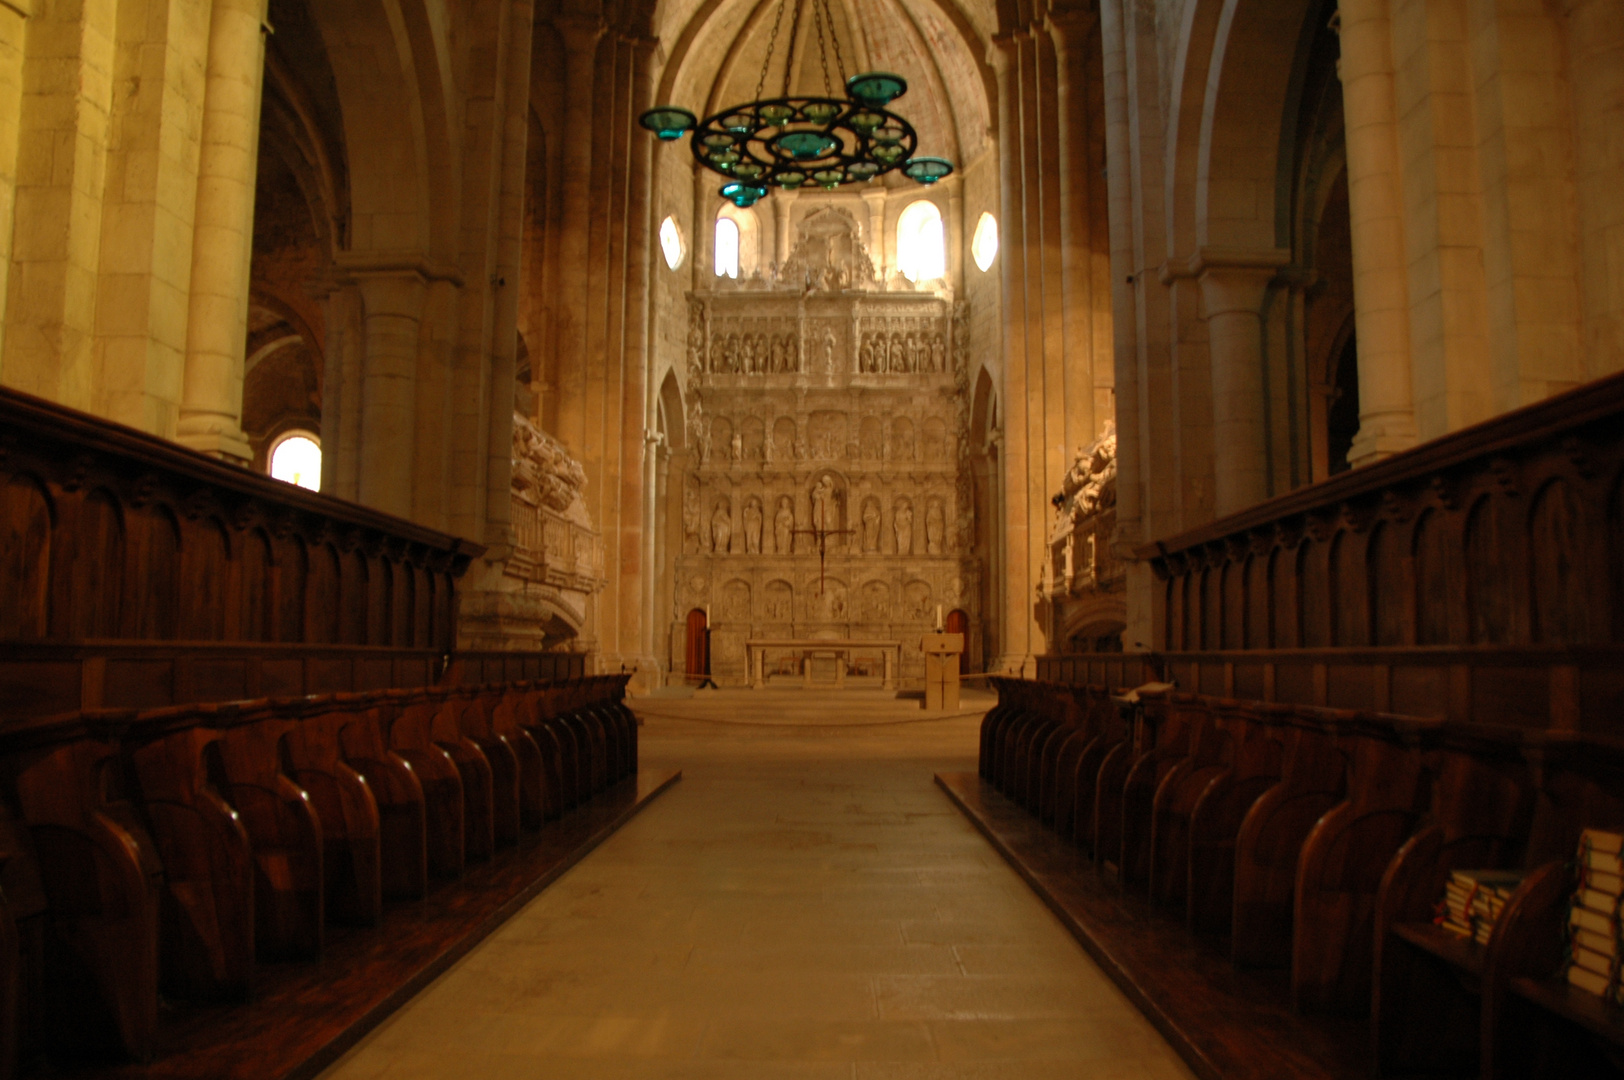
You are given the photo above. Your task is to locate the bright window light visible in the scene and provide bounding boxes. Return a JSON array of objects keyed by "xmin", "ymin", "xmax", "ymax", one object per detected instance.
[
  {"xmin": 714, "ymin": 216, "xmax": 740, "ymax": 278},
  {"xmin": 972, "ymin": 212, "xmax": 999, "ymax": 272},
  {"xmin": 660, "ymin": 215, "xmax": 685, "ymax": 269},
  {"xmin": 897, "ymin": 200, "xmax": 947, "ymax": 282},
  {"xmin": 270, "ymin": 433, "xmax": 321, "ymax": 492}
]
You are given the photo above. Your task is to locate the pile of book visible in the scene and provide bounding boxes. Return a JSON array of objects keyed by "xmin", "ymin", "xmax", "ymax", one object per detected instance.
[
  {"xmin": 1437, "ymin": 868, "xmax": 1526, "ymax": 944},
  {"xmin": 1565, "ymin": 828, "xmax": 1623, "ymax": 1001}
]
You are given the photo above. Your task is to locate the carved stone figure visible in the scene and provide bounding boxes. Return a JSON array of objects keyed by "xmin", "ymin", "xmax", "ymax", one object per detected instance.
[
  {"xmin": 862, "ymin": 497, "xmax": 881, "ymax": 553},
  {"xmin": 925, "ymin": 498, "xmax": 945, "ymax": 554},
  {"xmin": 729, "ymin": 431, "xmax": 742, "ymax": 462},
  {"xmin": 682, "ymin": 480, "xmax": 700, "ymax": 552},
  {"xmin": 711, "ymin": 500, "xmax": 732, "ymax": 553},
  {"xmin": 931, "ymin": 334, "xmax": 946, "ymax": 373},
  {"xmin": 687, "ymin": 299, "xmax": 706, "ymax": 379},
  {"xmin": 811, "ymin": 474, "xmax": 836, "ymax": 532},
  {"xmin": 774, "ymin": 496, "xmax": 794, "ymax": 554},
  {"xmin": 743, "ymin": 497, "xmax": 763, "ymax": 554},
  {"xmin": 511, "ymin": 413, "xmax": 589, "ymax": 520},
  {"xmin": 894, "ymin": 498, "xmax": 914, "ymax": 555},
  {"xmin": 822, "ymin": 327, "xmax": 836, "ymax": 373}
]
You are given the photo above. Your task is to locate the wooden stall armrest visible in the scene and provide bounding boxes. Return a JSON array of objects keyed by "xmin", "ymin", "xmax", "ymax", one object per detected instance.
[
  {"xmin": 1376, "ymin": 825, "xmax": 1448, "ymax": 940},
  {"xmin": 1480, "ymin": 860, "xmax": 1574, "ymax": 1080}
]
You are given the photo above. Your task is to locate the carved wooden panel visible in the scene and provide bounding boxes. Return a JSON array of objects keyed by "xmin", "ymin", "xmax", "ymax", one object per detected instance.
[{"xmin": 0, "ymin": 388, "xmax": 480, "ymax": 652}]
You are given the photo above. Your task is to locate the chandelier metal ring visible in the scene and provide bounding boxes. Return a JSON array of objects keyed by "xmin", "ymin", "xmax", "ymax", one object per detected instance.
[{"xmin": 690, "ymin": 96, "xmax": 918, "ymax": 200}]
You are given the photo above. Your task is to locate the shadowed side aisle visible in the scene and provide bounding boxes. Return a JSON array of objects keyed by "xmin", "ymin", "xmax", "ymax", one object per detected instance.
[{"xmin": 318, "ymin": 690, "xmax": 1195, "ymax": 1079}]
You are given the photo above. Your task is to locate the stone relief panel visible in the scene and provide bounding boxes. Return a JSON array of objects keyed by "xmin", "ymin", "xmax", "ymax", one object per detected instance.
[
  {"xmin": 772, "ymin": 417, "xmax": 796, "ymax": 461},
  {"xmin": 890, "ymin": 417, "xmax": 915, "ymax": 462},
  {"xmin": 859, "ymin": 416, "xmax": 882, "ymax": 460},
  {"xmin": 806, "ymin": 577, "xmax": 849, "ymax": 622},
  {"xmin": 808, "ymin": 412, "xmax": 847, "ymax": 460},
  {"xmin": 904, "ymin": 580, "xmax": 933, "ymax": 622},
  {"xmin": 711, "ymin": 417, "xmax": 734, "ymax": 464},
  {"xmin": 922, "ymin": 418, "xmax": 947, "ymax": 461},
  {"xmin": 764, "ymin": 579, "xmax": 793, "ymax": 621},
  {"xmin": 861, "ymin": 580, "xmax": 892, "ymax": 621},
  {"xmin": 741, "ymin": 416, "xmax": 765, "ymax": 462},
  {"xmin": 722, "ymin": 578, "xmax": 752, "ymax": 621}
]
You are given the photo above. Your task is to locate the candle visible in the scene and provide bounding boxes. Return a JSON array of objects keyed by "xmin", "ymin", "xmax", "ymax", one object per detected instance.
[{"xmin": 935, "ymin": 604, "xmax": 943, "ymax": 630}]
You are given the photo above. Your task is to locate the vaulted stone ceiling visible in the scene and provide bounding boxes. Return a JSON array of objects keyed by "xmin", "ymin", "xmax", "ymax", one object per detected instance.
[{"xmin": 653, "ymin": 0, "xmax": 995, "ymax": 172}]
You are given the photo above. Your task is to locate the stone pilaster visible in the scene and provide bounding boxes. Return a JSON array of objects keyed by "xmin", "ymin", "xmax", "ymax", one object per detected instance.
[
  {"xmin": 1336, "ymin": 0, "xmax": 1419, "ymax": 466},
  {"xmin": 177, "ymin": 0, "xmax": 270, "ymax": 463}
]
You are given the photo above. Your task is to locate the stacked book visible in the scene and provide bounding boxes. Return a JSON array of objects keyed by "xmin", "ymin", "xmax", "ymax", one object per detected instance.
[
  {"xmin": 1565, "ymin": 828, "xmax": 1623, "ymax": 1001},
  {"xmin": 1437, "ymin": 869, "xmax": 1526, "ymax": 944}
]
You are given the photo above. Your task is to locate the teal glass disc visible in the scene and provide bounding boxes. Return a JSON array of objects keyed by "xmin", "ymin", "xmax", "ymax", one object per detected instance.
[
  {"xmin": 901, "ymin": 156, "xmax": 954, "ymax": 184},
  {"xmin": 776, "ymin": 130, "xmax": 839, "ymax": 160},
  {"xmin": 639, "ymin": 107, "xmax": 696, "ymax": 140},
  {"xmin": 846, "ymin": 72, "xmax": 907, "ymax": 107}
]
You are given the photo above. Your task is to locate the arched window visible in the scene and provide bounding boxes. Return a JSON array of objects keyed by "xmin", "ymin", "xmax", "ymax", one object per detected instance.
[
  {"xmin": 659, "ymin": 215, "xmax": 686, "ymax": 269},
  {"xmin": 897, "ymin": 199, "xmax": 946, "ymax": 282},
  {"xmin": 714, "ymin": 217, "xmax": 740, "ymax": 278},
  {"xmin": 714, "ymin": 204, "xmax": 761, "ymax": 279},
  {"xmin": 269, "ymin": 431, "xmax": 322, "ymax": 492},
  {"xmin": 971, "ymin": 211, "xmax": 999, "ymax": 272}
]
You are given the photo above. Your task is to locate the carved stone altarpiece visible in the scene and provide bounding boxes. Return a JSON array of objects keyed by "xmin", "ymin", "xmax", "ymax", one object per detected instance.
[{"xmin": 674, "ymin": 206, "xmax": 981, "ymax": 685}]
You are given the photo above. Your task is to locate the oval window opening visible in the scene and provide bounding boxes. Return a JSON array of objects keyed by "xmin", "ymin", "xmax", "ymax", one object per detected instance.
[{"xmin": 972, "ymin": 212, "xmax": 999, "ymax": 272}]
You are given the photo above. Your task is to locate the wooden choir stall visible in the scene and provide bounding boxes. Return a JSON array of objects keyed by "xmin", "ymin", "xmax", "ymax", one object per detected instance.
[{"xmin": 0, "ymin": 388, "xmax": 677, "ymax": 1078}]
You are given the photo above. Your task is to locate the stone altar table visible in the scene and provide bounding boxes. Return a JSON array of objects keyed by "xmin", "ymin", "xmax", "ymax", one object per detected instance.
[{"xmin": 746, "ymin": 639, "xmax": 901, "ymax": 690}]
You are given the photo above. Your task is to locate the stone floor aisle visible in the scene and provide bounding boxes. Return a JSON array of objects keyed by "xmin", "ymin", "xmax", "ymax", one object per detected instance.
[{"xmin": 318, "ymin": 690, "xmax": 1195, "ymax": 1079}]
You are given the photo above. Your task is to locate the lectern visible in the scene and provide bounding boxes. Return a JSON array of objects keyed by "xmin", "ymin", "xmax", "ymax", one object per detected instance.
[{"xmin": 920, "ymin": 632, "xmax": 964, "ymax": 711}]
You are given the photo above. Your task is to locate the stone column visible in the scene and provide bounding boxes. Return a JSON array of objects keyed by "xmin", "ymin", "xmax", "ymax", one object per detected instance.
[
  {"xmin": 861, "ymin": 186, "xmax": 887, "ymax": 276},
  {"xmin": 771, "ymin": 187, "xmax": 797, "ymax": 271},
  {"xmin": 946, "ymin": 177, "xmax": 966, "ymax": 287},
  {"xmin": 178, "ymin": 0, "xmax": 269, "ymax": 462},
  {"xmin": 1337, "ymin": 0, "xmax": 1418, "ymax": 465},
  {"xmin": 354, "ymin": 272, "xmax": 427, "ymax": 518},
  {"xmin": 1564, "ymin": 0, "xmax": 1624, "ymax": 378},
  {"xmin": 1198, "ymin": 256, "xmax": 1285, "ymax": 516}
]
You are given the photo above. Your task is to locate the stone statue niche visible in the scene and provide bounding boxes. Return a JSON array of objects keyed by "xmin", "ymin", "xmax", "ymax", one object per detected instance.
[
  {"xmin": 743, "ymin": 496, "xmax": 764, "ymax": 553},
  {"xmin": 809, "ymin": 472, "xmax": 846, "ymax": 541},
  {"xmin": 711, "ymin": 497, "xmax": 733, "ymax": 553},
  {"xmin": 778, "ymin": 206, "xmax": 877, "ymax": 293},
  {"xmin": 893, "ymin": 496, "xmax": 914, "ymax": 555},
  {"xmin": 773, "ymin": 495, "xmax": 795, "ymax": 554}
]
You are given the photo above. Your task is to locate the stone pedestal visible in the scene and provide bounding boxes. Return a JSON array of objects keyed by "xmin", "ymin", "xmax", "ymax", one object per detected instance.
[{"xmin": 921, "ymin": 632, "xmax": 964, "ymax": 711}]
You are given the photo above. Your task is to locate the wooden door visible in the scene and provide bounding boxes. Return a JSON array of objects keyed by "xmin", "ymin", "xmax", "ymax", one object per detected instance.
[
  {"xmin": 946, "ymin": 609, "xmax": 969, "ymax": 675},
  {"xmin": 684, "ymin": 609, "xmax": 709, "ymax": 680}
]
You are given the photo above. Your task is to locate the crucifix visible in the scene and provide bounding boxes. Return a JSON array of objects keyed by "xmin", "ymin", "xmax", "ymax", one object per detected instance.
[
  {"xmin": 793, "ymin": 475, "xmax": 852, "ymax": 595},
  {"xmin": 791, "ymin": 520, "xmax": 856, "ymax": 595}
]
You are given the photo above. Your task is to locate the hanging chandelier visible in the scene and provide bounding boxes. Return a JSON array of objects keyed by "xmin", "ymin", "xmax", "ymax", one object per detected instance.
[{"xmin": 639, "ymin": 0, "xmax": 953, "ymax": 208}]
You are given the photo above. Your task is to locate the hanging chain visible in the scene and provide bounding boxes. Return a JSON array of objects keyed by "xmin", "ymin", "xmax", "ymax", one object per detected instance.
[
  {"xmin": 780, "ymin": 0, "xmax": 807, "ymax": 98},
  {"xmin": 822, "ymin": 0, "xmax": 849, "ymax": 87},
  {"xmin": 753, "ymin": 0, "xmax": 792, "ymax": 103},
  {"xmin": 812, "ymin": 0, "xmax": 833, "ymax": 96}
]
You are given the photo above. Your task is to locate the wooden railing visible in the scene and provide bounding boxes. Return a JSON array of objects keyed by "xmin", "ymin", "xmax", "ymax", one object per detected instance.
[
  {"xmin": 1036, "ymin": 644, "xmax": 1624, "ymax": 734},
  {"xmin": 0, "ymin": 642, "xmax": 587, "ymax": 721},
  {"xmin": 1136, "ymin": 371, "xmax": 1624, "ymax": 654},
  {"xmin": 0, "ymin": 388, "xmax": 483, "ymax": 651}
]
